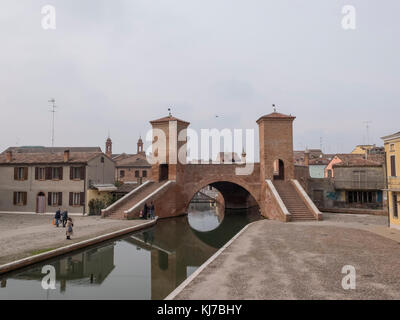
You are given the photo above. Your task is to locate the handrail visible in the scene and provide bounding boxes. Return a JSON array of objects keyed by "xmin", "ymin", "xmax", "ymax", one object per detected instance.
[
  {"xmin": 265, "ymin": 180, "xmax": 290, "ymax": 216},
  {"xmin": 101, "ymin": 180, "xmax": 151, "ymax": 216},
  {"xmin": 291, "ymin": 179, "xmax": 322, "ymax": 220}
]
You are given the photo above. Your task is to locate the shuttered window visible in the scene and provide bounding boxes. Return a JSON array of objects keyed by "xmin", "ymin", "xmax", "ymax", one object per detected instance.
[
  {"xmin": 48, "ymin": 192, "xmax": 63, "ymax": 206},
  {"xmin": 393, "ymin": 194, "xmax": 399, "ymax": 219},
  {"xmin": 69, "ymin": 192, "xmax": 85, "ymax": 206},
  {"xmin": 70, "ymin": 166, "xmax": 85, "ymax": 180},
  {"xmin": 391, "ymin": 155, "xmax": 397, "ymax": 177},
  {"xmin": 13, "ymin": 192, "xmax": 27, "ymax": 206},
  {"xmin": 14, "ymin": 167, "xmax": 28, "ymax": 181}
]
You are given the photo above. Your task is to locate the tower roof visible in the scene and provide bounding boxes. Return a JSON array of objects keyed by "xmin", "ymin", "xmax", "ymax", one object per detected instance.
[
  {"xmin": 256, "ymin": 112, "xmax": 296, "ymax": 123},
  {"xmin": 150, "ymin": 115, "xmax": 190, "ymax": 125}
]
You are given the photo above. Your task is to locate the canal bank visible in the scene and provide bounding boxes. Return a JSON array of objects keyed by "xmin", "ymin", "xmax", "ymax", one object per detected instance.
[
  {"xmin": 0, "ymin": 213, "xmax": 157, "ymax": 273},
  {"xmin": 169, "ymin": 212, "xmax": 400, "ymax": 300}
]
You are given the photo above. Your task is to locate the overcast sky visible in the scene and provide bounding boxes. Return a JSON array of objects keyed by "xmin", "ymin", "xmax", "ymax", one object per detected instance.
[{"xmin": 0, "ymin": 0, "xmax": 399, "ymax": 158}]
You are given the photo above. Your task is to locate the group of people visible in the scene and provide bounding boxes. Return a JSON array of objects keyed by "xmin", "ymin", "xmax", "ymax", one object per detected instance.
[
  {"xmin": 140, "ymin": 201, "xmax": 155, "ymax": 220},
  {"xmin": 54, "ymin": 209, "xmax": 74, "ymax": 240}
]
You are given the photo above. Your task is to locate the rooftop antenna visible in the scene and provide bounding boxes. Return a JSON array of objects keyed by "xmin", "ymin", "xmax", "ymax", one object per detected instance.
[
  {"xmin": 363, "ymin": 120, "xmax": 371, "ymax": 145},
  {"xmin": 272, "ymin": 104, "xmax": 277, "ymax": 112},
  {"xmin": 320, "ymin": 135, "xmax": 323, "ymax": 152},
  {"xmin": 48, "ymin": 98, "xmax": 57, "ymax": 150}
]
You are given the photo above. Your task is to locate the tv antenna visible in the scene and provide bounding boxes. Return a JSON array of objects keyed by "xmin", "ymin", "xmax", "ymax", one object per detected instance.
[
  {"xmin": 363, "ymin": 120, "xmax": 371, "ymax": 145},
  {"xmin": 49, "ymin": 98, "xmax": 57, "ymax": 149}
]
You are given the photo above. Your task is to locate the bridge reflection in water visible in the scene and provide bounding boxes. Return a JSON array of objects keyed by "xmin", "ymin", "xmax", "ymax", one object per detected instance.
[{"xmin": 0, "ymin": 204, "xmax": 260, "ymax": 300}]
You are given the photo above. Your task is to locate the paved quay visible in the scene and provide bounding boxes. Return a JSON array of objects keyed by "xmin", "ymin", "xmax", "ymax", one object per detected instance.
[
  {"xmin": 172, "ymin": 213, "xmax": 400, "ymax": 300},
  {"xmin": 0, "ymin": 213, "xmax": 152, "ymax": 267}
]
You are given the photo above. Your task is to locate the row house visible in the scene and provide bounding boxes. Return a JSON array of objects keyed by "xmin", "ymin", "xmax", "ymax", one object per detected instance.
[{"xmin": 0, "ymin": 147, "xmax": 115, "ymax": 214}]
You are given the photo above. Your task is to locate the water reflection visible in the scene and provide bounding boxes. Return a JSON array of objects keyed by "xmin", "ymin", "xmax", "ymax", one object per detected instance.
[{"xmin": 0, "ymin": 204, "xmax": 260, "ymax": 300}]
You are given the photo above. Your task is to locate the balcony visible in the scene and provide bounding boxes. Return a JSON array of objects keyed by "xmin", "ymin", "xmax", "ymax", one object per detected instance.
[{"xmin": 333, "ymin": 179, "xmax": 385, "ymax": 190}]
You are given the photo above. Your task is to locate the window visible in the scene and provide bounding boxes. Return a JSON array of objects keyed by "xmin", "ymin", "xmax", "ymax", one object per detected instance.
[
  {"xmin": 390, "ymin": 144, "xmax": 395, "ymax": 152},
  {"xmin": 142, "ymin": 170, "xmax": 147, "ymax": 178},
  {"xmin": 71, "ymin": 167, "xmax": 81, "ymax": 180},
  {"xmin": 48, "ymin": 192, "xmax": 62, "ymax": 206},
  {"xmin": 135, "ymin": 170, "xmax": 140, "ymax": 178},
  {"xmin": 13, "ymin": 192, "xmax": 27, "ymax": 206},
  {"xmin": 51, "ymin": 167, "xmax": 63, "ymax": 180},
  {"xmin": 36, "ymin": 167, "xmax": 46, "ymax": 180},
  {"xmin": 393, "ymin": 194, "xmax": 398, "ymax": 219},
  {"xmin": 327, "ymin": 169, "xmax": 333, "ymax": 178},
  {"xmin": 390, "ymin": 155, "xmax": 396, "ymax": 177},
  {"xmin": 120, "ymin": 170, "xmax": 125, "ymax": 178},
  {"xmin": 101, "ymin": 156, "xmax": 104, "ymax": 163},
  {"xmin": 14, "ymin": 167, "xmax": 28, "ymax": 181},
  {"xmin": 69, "ymin": 192, "xmax": 84, "ymax": 206}
]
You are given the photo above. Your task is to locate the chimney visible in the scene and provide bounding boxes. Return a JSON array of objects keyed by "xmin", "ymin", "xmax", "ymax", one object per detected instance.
[
  {"xmin": 241, "ymin": 149, "xmax": 247, "ymax": 163},
  {"xmin": 64, "ymin": 150, "xmax": 70, "ymax": 162},
  {"xmin": 304, "ymin": 149, "xmax": 310, "ymax": 166},
  {"xmin": 6, "ymin": 151, "xmax": 12, "ymax": 162}
]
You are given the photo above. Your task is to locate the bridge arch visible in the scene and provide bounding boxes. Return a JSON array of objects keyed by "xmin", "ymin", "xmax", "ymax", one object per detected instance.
[{"xmin": 184, "ymin": 175, "xmax": 261, "ymax": 213}]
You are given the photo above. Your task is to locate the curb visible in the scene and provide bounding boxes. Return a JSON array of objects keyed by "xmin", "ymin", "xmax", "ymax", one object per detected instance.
[
  {"xmin": 164, "ymin": 220, "xmax": 258, "ymax": 300},
  {"xmin": 0, "ymin": 218, "xmax": 158, "ymax": 275}
]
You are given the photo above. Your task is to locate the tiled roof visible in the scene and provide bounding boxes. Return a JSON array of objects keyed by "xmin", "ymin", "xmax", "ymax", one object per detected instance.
[
  {"xmin": 2, "ymin": 146, "xmax": 102, "ymax": 154},
  {"xmin": 256, "ymin": 112, "xmax": 296, "ymax": 123},
  {"xmin": 115, "ymin": 153, "xmax": 151, "ymax": 167},
  {"xmin": 0, "ymin": 150, "xmax": 103, "ymax": 165},
  {"xmin": 309, "ymin": 158, "xmax": 330, "ymax": 165},
  {"xmin": 116, "ymin": 183, "xmax": 139, "ymax": 193},
  {"xmin": 333, "ymin": 158, "xmax": 383, "ymax": 167},
  {"xmin": 150, "ymin": 115, "xmax": 190, "ymax": 125}
]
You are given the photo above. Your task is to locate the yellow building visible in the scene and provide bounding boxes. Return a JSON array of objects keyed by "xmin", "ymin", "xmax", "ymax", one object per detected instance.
[
  {"xmin": 351, "ymin": 144, "xmax": 375, "ymax": 155},
  {"xmin": 382, "ymin": 132, "xmax": 400, "ymax": 229}
]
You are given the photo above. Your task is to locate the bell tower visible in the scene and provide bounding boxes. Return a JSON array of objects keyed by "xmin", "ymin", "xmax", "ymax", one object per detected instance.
[
  {"xmin": 257, "ymin": 111, "xmax": 296, "ymax": 181},
  {"xmin": 137, "ymin": 136, "xmax": 144, "ymax": 154},
  {"xmin": 105, "ymin": 137, "xmax": 112, "ymax": 158}
]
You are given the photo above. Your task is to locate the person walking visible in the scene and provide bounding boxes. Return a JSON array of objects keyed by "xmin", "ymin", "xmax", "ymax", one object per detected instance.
[
  {"xmin": 54, "ymin": 209, "xmax": 61, "ymax": 227},
  {"xmin": 150, "ymin": 201, "xmax": 155, "ymax": 220},
  {"xmin": 66, "ymin": 218, "xmax": 74, "ymax": 240},
  {"xmin": 143, "ymin": 202, "xmax": 148, "ymax": 219},
  {"xmin": 61, "ymin": 210, "xmax": 68, "ymax": 228}
]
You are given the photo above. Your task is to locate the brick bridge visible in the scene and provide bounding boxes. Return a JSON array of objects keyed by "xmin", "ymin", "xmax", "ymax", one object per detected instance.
[{"xmin": 102, "ymin": 112, "xmax": 322, "ymax": 222}]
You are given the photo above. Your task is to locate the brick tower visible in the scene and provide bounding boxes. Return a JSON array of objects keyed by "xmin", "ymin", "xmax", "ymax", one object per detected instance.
[
  {"xmin": 149, "ymin": 114, "xmax": 190, "ymax": 183},
  {"xmin": 105, "ymin": 137, "xmax": 112, "ymax": 158},
  {"xmin": 137, "ymin": 136, "xmax": 144, "ymax": 154},
  {"xmin": 257, "ymin": 111, "xmax": 296, "ymax": 181}
]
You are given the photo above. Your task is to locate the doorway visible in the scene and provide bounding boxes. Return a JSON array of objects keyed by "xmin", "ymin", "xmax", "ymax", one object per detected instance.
[
  {"xmin": 36, "ymin": 192, "xmax": 46, "ymax": 214},
  {"xmin": 159, "ymin": 164, "xmax": 169, "ymax": 181},
  {"xmin": 273, "ymin": 159, "xmax": 284, "ymax": 180}
]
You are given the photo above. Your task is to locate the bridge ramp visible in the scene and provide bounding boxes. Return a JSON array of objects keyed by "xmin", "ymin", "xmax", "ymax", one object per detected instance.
[
  {"xmin": 103, "ymin": 181, "xmax": 169, "ymax": 220},
  {"xmin": 273, "ymin": 180, "xmax": 317, "ymax": 221}
]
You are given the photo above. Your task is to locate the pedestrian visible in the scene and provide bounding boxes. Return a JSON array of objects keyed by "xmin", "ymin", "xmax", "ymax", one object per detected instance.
[
  {"xmin": 54, "ymin": 208, "xmax": 61, "ymax": 227},
  {"xmin": 62, "ymin": 210, "xmax": 68, "ymax": 228},
  {"xmin": 143, "ymin": 202, "xmax": 148, "ymax": 219},
  {"xmin": 66, "ymin": 217, "xmax": 74, "ymax": 240},
  {"xmin": 150, "ymin": 201, "xmax": 155, "ymax": 220}
]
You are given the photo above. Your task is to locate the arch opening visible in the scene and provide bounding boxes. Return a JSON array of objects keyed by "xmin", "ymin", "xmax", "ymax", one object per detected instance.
[
  {"xmin": 273, "ymin": 159, "xmax": 285, "ymax": 180},
  {"xmin": 187, "ymin": 181, "xmax": 260, "ymax": 233}
]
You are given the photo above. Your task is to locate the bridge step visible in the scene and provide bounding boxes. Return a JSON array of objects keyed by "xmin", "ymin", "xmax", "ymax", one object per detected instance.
[
  {"xmin": 106, "ymin": 181, "xmax": 167, "ymax": 220},
  {"xmin": 273, "ymin": 180, "xmax": 316, "ymax": 221}
]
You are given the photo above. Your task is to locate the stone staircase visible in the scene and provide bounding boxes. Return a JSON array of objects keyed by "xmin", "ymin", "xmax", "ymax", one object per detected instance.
[
  {"xmin": 273, "ymin": 180, "xmax": 316, "ymax": 221},
  {"xmin": 104, "ymin": 181, "xmax": 167, "ymax": 220}
]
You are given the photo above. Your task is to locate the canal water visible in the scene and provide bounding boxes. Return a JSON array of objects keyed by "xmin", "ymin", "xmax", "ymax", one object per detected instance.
[{"xmin": 0, "ymin": 203, "xmax": 260, "ymax": 300}]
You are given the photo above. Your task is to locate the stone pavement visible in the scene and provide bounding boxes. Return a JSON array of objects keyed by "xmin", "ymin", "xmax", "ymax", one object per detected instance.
[{"xmin": 174, "ymin": 212, "xmax": 400, "ymax": 300}]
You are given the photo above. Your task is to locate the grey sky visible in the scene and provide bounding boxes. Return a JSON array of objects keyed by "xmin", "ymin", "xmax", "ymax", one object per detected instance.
[{"xmin": 0, "ymin": 0, "xmax": 399, "ymax": 157}]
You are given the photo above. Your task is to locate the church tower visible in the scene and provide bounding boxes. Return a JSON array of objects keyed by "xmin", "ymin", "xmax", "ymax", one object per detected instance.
[
  {"xmin": 137, "ymin": 136, "xmax": 144, "ymax": 154},
  {"xmin": 105, "ymin": 137, "xmax": 112, "ymax": 158}
]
